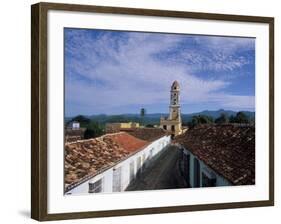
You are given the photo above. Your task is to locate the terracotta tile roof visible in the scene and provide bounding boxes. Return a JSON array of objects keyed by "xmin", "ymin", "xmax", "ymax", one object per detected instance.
[
  {"xmin": 64, "ymin": 132, "xmax": 148, "ymax": 192},
  {"xmin": 123, "ymin": 128, "xmax": 167, "ymax": 141},
  {"xmin": 104, "ymin": 132, "xmax": 148, "ymax": 152},
  {"xmin": 174, "ymin": 124, "xmax": 255, "ymax": 185}
]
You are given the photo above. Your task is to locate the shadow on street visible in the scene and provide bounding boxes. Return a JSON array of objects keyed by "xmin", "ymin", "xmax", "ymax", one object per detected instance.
[{"xmin": 126, "ymin": 145, "xmax": 188, "ymax": 191}]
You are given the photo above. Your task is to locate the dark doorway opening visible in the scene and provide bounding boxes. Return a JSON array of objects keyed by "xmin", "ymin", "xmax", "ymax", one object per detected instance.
[
  {"xmin": 193, "ymin": 158, "xmax": 200, "ymax": 187},
  {"xmin": 183, "ymin": 154, "xmax": 190, "ymax": 185},
  {"xmin": 202, "ymin": 173, "xmax": 216, "ymax": 187}
]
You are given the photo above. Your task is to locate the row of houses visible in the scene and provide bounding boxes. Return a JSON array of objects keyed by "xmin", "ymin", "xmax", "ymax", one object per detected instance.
[
  {"xmin": 175, "ymin": 124, "xmax": 255, "ymax": 188},
  {"xmin": 65, "ymin": 123, "xmax": 255, "ymax": 194},
  {"xmin": 65, "ymin": 128, "xmax": 171, "ymax": 194},
  {"xmin": 64, "ymin": 80, "xmax": 255, "ymax": 193},
  {"xmin": 65, "ymin": 121, "xmax": 142, "ymax": 143}
]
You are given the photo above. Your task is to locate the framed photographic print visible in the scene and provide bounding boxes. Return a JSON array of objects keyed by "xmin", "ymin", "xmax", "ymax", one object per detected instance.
[{"xmin": 31, "ymin": 2, "xmax": 274, "ymax": 221}]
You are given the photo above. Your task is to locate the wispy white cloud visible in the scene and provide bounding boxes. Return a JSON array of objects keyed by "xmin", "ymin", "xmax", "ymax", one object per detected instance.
[
  {"xmin": 65, "ymin": 29, "xmax": 255, "ymax": 115},
  {"xmin": 155, "ymin": 35, "xmax": 255, "ymax": 73}
]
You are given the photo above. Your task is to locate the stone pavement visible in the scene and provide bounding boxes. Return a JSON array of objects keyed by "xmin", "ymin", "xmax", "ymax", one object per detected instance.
[{"xmin": 126, "ymin": 145, "xmax": 188, "ymax": 191}]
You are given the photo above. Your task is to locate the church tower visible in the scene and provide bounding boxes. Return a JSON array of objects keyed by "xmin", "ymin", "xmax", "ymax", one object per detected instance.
[
  {"xmin": 160, "ymin": 81, "xmax": 182, "ymax": 137},
  {"xmin": 169, "ymin": 81, "xmax": 181, "ymax": 121}
]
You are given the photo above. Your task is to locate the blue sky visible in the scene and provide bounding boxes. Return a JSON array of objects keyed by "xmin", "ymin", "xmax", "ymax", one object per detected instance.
[{"xmin": 64, "ymin": 28, "xmax": 255, "ymax": 116}]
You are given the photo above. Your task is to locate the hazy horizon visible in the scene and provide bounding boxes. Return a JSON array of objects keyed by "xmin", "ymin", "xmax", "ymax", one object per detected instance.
[{"xmin": 65, "ymin": 109, "xmax": 255, "ymax": 118}]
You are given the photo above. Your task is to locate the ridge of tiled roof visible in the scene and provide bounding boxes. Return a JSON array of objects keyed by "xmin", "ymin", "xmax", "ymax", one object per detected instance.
[
  {"xmin": 122, "ymin": 127, "xmax": 167, "ymax": 141},
  {"xmin": 104, "ymin": 132, "xmax": 148, "ymax": 152},
  {"xmin": 174, "ymin": 124, "xmax": 255, "ymax": 185},
  {"xmin": 64, "ymin": 132, "xmax": 149, "ymax": 192}
]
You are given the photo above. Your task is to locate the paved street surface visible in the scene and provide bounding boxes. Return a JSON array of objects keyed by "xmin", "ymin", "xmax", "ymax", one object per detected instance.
[{"xmin": 126, "ymin": 145, "xmax": 188, "ymax": 191}]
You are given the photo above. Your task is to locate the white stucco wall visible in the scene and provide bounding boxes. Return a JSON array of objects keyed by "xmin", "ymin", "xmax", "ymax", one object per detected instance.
[
  {"xmin": 66, "ymin": 135, "xmax": 171, "ymax": 195},
  {"xmin": 182, "ymin": 147, "xmax": 232, "ymax": 188}
]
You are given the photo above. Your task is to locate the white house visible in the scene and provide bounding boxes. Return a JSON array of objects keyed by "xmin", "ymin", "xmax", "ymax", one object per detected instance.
[
  {"xmin": 65, "ymin": 129, "xmax": 171, "ymax": 195},
  {"xmin": 65, "ymin": 121, "xmax": 86, "ymax": 143},
  {"xmin": 175, "ymin": 124, "xmax": 255, "ymax": 187},
  {"xmin": 181, "ymin": 147, "xmax": 231, "ymax": 187}
]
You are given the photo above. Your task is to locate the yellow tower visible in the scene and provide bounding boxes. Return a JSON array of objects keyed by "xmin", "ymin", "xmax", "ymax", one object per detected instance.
[{"xmin": 160, "ymin": 81, "xmax": 182, "ymax": 137}]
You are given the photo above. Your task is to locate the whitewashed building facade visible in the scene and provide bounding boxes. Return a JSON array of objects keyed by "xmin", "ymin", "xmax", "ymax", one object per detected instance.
[
  {"xmin": 181, "ymin": 147, "xmax": 231, "ymax": 187},
  {"xmin": 66, "ymin": 133, "xmax": 171, "ymax": 195},
  {"xmin": 176, "ymin": 124, "xmax": 255, "ymax": 188}
]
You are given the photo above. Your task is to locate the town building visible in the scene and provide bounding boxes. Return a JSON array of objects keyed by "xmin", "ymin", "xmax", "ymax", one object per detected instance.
[
  {"xmin": 175, "ymin": 124, "xmax": 255, "ymax": 187},
  {"xmin": 65, "ymin": 121, "xmax": 86, "ymax": 143},
  {"xmin": 64, "ymin": 129, "xmax": 171, "ymax": 194},
  {"xmin": 160, "ymin": 81, "xmax": 183, "ymax": 137},
  {"xmin": 68, "ymin": 121, "xmax": 80, "ymax": 129},
  {"xmin": 105, "ymin": 122, "xmax": 140, "ymax": 133}
]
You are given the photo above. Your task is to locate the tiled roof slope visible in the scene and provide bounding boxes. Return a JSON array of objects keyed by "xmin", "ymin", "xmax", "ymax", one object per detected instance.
[
  {"xmin": 104, "ymin": 132, "xmax": 148, "ymax": 152},
  {"xmin": 64, "ymin": 132, "xmax": 148, "ymax": 191},
  {"xmin": 174, "ymin": 124, "xmax": 255, "ymax": 185},
  {"xmin": 123, "ymin": 128, "xmax": 167, "ymax": 141}
]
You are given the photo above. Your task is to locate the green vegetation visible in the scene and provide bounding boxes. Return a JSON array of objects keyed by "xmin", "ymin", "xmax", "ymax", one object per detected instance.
[
  {"xmin": 91, "ymin": 114, "xmax": 143, "ymax": 124},
  {"xmin": 145, "ymin": 124, "xmax": 154, "ymax": 128},
  {"xmin": 69, "ymin": 115, "xmax": 105, "ymax": 139},
  {"xmin": 66, "ymin": 110, "xmax": 254, "ymax": 132},
  {"xmin": 215, "ymin": 113, "xmax": 229, "ymax": 124},
  {"xmin": 69, "ymin": 115, "xmax": 90, "ymax": 128},
  {"xmin": 187, "ymin": 111, "xmax": 252, "ymax": 128},
  {"xmin": 189, "ymin": 115, "xmax": 214, "ymax": 127},
  {"xmin": 229, "ymin": 111, "xmax": 250, "ymax": 123},
  {"xmin": 84, "ymin": 121, "xmax": 105, "ymax": 139}
]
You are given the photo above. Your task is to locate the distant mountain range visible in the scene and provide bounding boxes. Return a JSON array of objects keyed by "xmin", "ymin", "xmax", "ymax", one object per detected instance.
[{"xmin": 66, "ymin": 109, "xmax": 255, "ymax": 125}]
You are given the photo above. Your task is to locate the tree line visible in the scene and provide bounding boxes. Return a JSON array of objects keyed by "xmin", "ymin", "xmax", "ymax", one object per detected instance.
[
  {"xmin": 67, "ymin": 111, "xmax": 253, "ymax": 138},
  {"xmin": 67, "ymin": 115, "xmax": 105, "ymax": 139},
  {"xmin": 186, "ymin": 111, "xmax": 253, "ymax": 128},
  {"xmin": 67, "ymin": 108, "xmax": 147, "ymax": 139}
]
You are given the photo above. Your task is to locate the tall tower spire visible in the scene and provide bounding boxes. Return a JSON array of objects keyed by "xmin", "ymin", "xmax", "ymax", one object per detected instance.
[
  {"xmin": 169, "ymin": 81, "xmax": 181, "ymax": 121},
  {"xmin": 160, "ymin": 81, "xmax": 182, "ymax": 137}
]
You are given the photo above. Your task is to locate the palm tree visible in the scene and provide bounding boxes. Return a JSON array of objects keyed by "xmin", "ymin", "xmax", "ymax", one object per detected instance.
[{"xmin": 140, "ymin": 108, "xmax": 146, "ymax": 126}]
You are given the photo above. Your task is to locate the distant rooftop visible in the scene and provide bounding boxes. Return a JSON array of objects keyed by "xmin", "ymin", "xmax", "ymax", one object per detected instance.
[
  {"xmin": 122, "ymin": 127, "xmax": 168, "ymax": 141},
  {"xmin": 174, "ymin": 124, "xmax": 255, "ymax": 185}
]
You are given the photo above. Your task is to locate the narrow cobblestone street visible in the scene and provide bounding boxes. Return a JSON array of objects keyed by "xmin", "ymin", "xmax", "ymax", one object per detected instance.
[{"xmin": 126, "ymin": 145, "xmax": 188, "ymax": 191}]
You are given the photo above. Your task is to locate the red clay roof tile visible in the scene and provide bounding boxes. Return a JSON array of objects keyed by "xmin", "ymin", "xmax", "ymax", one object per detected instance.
[
  {"xmin": 65, "ymin": 132, "xmax": 149, "ymax": 192},
  {"xmin": 174, "ymin": 124, "xmax": 255, "ymax": 185}
]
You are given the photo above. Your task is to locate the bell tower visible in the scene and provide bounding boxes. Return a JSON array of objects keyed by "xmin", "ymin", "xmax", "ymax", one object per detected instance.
[
  {"xmin": 169, "ymin": 81, "xmax": 181, "ymax": 122},
  {"xmin": 160, "ymin": 80, "xmax": 182, "ymax": 137}
]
